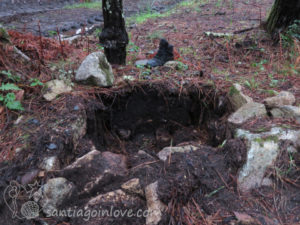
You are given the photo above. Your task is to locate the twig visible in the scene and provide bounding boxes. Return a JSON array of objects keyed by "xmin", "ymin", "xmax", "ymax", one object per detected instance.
[
  {"xmin": 56, "ymin": 27, "xmax": 65, "ymax": 60},
  {"xmin": 13, "ymin": 46, "xmax": 30, "ymax": 61}
]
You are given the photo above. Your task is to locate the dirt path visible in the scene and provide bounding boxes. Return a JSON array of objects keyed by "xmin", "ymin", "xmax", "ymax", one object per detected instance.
[{"xmin": 0, "ymin": 0, "xmax": 183, "ymax": 36}]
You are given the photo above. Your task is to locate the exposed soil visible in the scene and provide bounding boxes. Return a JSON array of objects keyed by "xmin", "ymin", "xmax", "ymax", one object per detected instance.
[{"xmin": 1, "ymin": 0, "xmax": 184, "ymax": 36}]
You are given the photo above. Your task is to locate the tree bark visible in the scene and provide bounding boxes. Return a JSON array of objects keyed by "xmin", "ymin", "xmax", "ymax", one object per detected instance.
[
  {"xmin": 99, "ymin": 0, "xmax": 128, "ymax": 65},
  {"xmin": 266, "ymin": 0, "xmax": 300, "ymax": 38}
]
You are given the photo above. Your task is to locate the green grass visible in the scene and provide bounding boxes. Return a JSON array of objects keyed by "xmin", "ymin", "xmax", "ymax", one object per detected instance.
[
  {"xmin": 64, "ymin": 1, "xmax": 101, "ymax": 10},
  {"xmin": 127, "ymin": 0, "xmax": 201, "ymax": 24}
]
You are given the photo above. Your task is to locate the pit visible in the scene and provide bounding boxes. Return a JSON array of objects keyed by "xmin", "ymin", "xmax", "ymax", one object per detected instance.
[{"xmin": 86, "ymin": 83, "xmax": 231, "ymax": 156}]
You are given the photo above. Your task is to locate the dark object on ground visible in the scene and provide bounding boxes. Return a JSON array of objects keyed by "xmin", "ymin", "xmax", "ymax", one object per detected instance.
[
  {"xmin": 147, "ymin": 39, "xmax": 174, "ymax": 67},
  {"xmin": 266, "ymin": 0, "xmax": 300, "ymax": 39},
  {"xmin": 99, "ymin": 0, "xmax": 129, "ymax": 65}
]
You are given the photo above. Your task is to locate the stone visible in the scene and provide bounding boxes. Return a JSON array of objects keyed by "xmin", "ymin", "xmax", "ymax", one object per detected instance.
[
  {"xmin": 21, "ymin": 169, "xmax": 40, "ymax": 185},
  {"xmin": 236, "ymin": 127, "xmax": 300, "ymax": 192},
  {"xmin": 47, "ymin": 143, "xmax": 57, "ymax": 150},
  {"xmin": 228, "ymin": 102, "xmax": 267, "ymax": 125},
  {"xmin": 135, "ymin": 59, "xmax": 149, "ymax": 67},
  {"xmin": 157, "ymin": 145, "xmax": 198, "ymax": 161},
  {"xmin": 270, "ymin": 105, "xmax": 300, "ymax": 119},
  {"xmin": 121, "ymin": 178, "xmax": 144, "ymax": 196},
  {"xmin": 39, "ymin": 156, "xmax": 60, "ymax": 171},
  {"xmin": 228, "ymin": 83, "xmax": 253, "ymax": 111},
  {"xmin": 145, "ymin": 181, "xmax": 166, "ymax": 225},
  {"xmin": 75, "ymin": 51, "xmax": 114, "ymax": 87},
  {"xmin": 60, "ymin": 150, "xmax": 127, "ymax": 195},
  {"xmin": 264, "ymin": 91, "xmax": 295, "ymax": 108},
  {"xmin": 164, "ymin": 61, "xmax": 188, "ymax": 70},
  {"xmin": 33, "ymin": 177, "xmax": 74, "ymax": 215},
  {"xmin": 43, "ymin": 79, "xmax": 72, "ymax": 101},
  {"xmin": 147, "ymin": 39, "xmax": 174, "ymax": 67},
  {"xmin": 80, "ymin": 189, "xmax": 145, "ymax": 224}
]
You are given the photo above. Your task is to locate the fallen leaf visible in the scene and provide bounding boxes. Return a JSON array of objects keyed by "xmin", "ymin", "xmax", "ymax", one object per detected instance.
[{"xmin": 15, "ymin": 89, "xmax": 24, "ymax": 101}]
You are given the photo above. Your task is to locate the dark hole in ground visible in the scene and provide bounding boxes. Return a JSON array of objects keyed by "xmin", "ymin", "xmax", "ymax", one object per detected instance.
[{"xmin": 87, "ymin": 85, "xmax": 230, "ymax": 156}]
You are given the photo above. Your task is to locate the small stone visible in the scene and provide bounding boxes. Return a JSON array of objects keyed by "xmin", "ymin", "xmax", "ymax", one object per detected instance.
[
  {"xmin": 73, "ymin": 105, "xmax": 80, "ymax": 111},
  {"xmin": 135, "ymin": 59, "xmax": 149, "ymax": 67},
  {"xmin": 228, "ymin": 83, "xmax": 253, "ymax": 111},
  {"xmin": 117, "ymin": 129, "xmax": 131, "ymax": 140},
  {"xmin": 157, "ymin": 145, "xmax": 198, "ymax": 161},
  {"xmin": 121, "ymin": 178, "xmax": 144, "ymax": 196},
  {"xmin": 228, "ymin": 102, "xmax": 267, "ymax": 125},
  {"xmin": 47, "ymin": 143, "xmax": 57, "ymax": 150},
  {"xmin": 270, "ymin": 105, "xmax": 300, "ymax": 119},
  {"xmin": 39, "ymin": 156, "xmax": 60, "ymax": 171},
  {"xmin": 28, "ymin": 118, "xmax": 39, "ymax": 125},
  {"xmin": 164, "ymin": 61, "xmax": 188, "ymax": 70},
  {"xmin": 43, "ymin": 79, "xmax": 72, "ymax": 101},
  {"xmin": 264, "ymin": 91, "xmax": 295, "ymax": 108},
  {"xmin": 21, "ymin": 169, "xmax": 40, "ymax": 185}
]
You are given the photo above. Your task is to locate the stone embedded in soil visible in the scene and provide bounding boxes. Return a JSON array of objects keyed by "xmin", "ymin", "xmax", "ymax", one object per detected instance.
[
  {"xmin": 135, "ymin": 59, "xmax": 149, "ymax": 67},
  {"xmin": 33, "ymin": 177, "xmax": 75, "ymax": 215},
  {"xmin": 228, "ymin": 102, "xmax": 267, "ymax": 125},
  {"xmin": 80, "ymin": 189, "xmax": 145, "ymax": 225},
  {"xmin": 39, "ymin": 156, "xmax": 60, "ymax": 171},
  {"xmin": 264, "ymin": 91, "xmax": 295, "ymax": 108},
  {"xmin": 157, "ymin": 145, "xmax": 198, "ymax": 161},
  {"xmin": 21, "ymin": 169, "xmax": 40, "ymax": 185},
  {"xmin": 59, "ymin": 150, "xmax": 127, "ymax": 195},
  {"xmin": 43, "ymin": 79, "xmax": 72, "ymax": 101},
  {"xmin": 228, "ymin": 83, "xmax": 253, "ymax": 111},
  {"xmin": 75, "ymin": 51, "xmax": 114, "ymax": 87},
  {"xmin": 145, "ymin": 181, "xmax": 166, "ymax": 225},
  {"xmin": 121, "ymin": 178, "xmax": 144, "ymax": 197},
  {"xmin": 163, "ymin": 60, "xmax": 188, "ymax": 70},
  {"xmin": 236, "ymin": 127, "xmax": 300, "ymax": 192},
  {"xmin": 270, "ymin": 105, "xmax": 300, "ymax": 119}
]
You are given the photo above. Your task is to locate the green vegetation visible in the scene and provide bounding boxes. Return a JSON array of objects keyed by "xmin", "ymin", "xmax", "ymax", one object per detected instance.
[
  {"xmin": 280, "ymin": 20, "xmax": 300, "ymax": 47},
  {"xmin": 0, "ymin": 70, "xmax": 24, "ymax": 111},
  {"xmin": 64, "ymin": 1, "xmax": 102, "ymax": 10},
  {"xmin": 127, "ymin": 0, "xmax": 201, "ymax": 24}
]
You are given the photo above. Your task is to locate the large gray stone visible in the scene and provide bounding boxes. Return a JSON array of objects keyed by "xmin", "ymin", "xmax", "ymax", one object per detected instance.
[
  {"xmin": 228, "ymin": 102, "xmax": 267, "ymax": 125},
  {"xmin": 75, "ymin": 51, "xmax": 114, "ymax": 87},
  {"xmin": 228, "ymin": 83, "xmax": 253, "ymax": 111},
  {"xmin": 33, "ymin": 177, "xmax": 74, "ymax": 215},
  {"xmin": 264, "ymin": 91, "xmax": 295, "ymax": 108},
  {"xmin": 236, "ymin": 127, "xmax": 300, "ymax": 192}
]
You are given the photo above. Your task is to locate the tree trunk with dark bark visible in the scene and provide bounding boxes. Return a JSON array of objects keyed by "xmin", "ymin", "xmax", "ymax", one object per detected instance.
[
  {"xmin": 99, "ymin": 0, "xmax": 128, "ymax": 65},
  {"xmin": 266, "ymin": 0, "xmax": 300, "ymax": 38}
]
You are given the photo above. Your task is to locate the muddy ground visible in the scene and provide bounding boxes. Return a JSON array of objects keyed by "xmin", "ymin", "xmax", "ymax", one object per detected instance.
[{"xmin": 0, "ymin": 0, "xmax": 183, "ymax": 36}]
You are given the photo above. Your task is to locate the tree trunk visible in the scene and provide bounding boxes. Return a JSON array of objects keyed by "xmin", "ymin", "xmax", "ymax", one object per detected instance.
[
  {"xmin": 266, "ymin": 0, "xmax": 300, "ymax": 38},
  {"xmin": 99, "ymin": 0, "xmax": 128, "ymax": 65}
]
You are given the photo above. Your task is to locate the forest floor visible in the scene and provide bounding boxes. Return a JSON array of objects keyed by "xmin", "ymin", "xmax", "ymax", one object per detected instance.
[{"xmin": 0, "ymin": 0, "xmax": 300, "ymax": 224}]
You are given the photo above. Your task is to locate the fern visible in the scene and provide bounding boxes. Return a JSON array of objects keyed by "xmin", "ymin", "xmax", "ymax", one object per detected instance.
[{"xmin": 0, "ymin": 83, "xmax": 21, "ymax": 91}]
